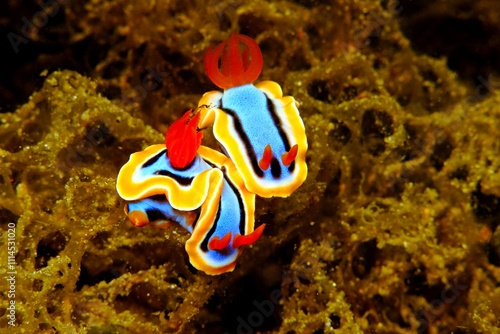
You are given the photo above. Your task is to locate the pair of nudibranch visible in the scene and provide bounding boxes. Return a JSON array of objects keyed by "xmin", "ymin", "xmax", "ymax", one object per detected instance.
[{"xmin": 116, "ymin": 33, "xmax": 307, "ymax": 274}]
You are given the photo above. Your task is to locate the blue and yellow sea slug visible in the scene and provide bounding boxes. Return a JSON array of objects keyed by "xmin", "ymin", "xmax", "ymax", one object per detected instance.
[
  {"xmin": 116, "ymin": 110, "xmax": 264, "ymax": 275},
  {"xmin": 198, "ymin": 33, "xmax": 308, "ymax": 198}
]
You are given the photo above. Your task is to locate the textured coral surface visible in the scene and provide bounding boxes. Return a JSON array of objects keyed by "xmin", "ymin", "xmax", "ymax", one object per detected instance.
[{"xmin": 1, "ymin": 0, "xmax": 500, "ymax": 333}]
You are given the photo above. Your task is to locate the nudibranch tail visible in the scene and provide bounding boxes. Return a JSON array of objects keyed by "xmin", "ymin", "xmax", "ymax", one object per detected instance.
[
  {"xmin": 184, "ymin": 146, "xmax": 257, "ymax": 275},
  {"xmin": 165, "ymin": 110, "xmax": 203, "ymax": 169},
  {"xmin": 204, "ymin": 33, "xmax": 263, "ymax": 90}
]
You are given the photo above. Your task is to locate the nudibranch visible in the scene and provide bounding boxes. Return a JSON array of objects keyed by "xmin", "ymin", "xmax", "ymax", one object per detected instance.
[
  {"xmin": 116, "ymin": 110, "xmax": 264, "ymax": 275},
  {"xmin": 198, "ymin": 33, "xmax": 308, "ymax": 198}
]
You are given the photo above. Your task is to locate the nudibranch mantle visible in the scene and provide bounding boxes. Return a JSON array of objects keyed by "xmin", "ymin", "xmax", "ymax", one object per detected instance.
[
  {"xmin": 199, "ymin": 33, "xmax": 308, "ymax": 197},
  {"xmin": 116, "ymin": 144, "xmax": 219, "ymax": 211},
  {"xmin": 116, "ymin": 143, "xmax": 263, "ymax": 275}
]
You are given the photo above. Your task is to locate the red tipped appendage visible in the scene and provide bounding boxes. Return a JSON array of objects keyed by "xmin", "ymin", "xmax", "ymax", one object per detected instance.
[
  {"xmin": 259, "ymin": 144, "xmax": 298, "ymax": 170},
  {"xmin": 282, "ymin": 144, "xmax": 298, "ymax": 166},
  {"xmin": 208, "ymin": 232, "xmax": 232, "ymax": 250},
  {"xmin": 204, "ymin": 33, "xmax": 263, "ymax": 90},
  {"xmin": 259, "ymin": 144, "xmax": 273, "ymax": 171},
  {"xmin": 165, "ymin": 110, "xmax": 203, "ymax": 169},
  {"xmin": 233, "ymin": 224, "xmax": 266, "ymax": 248}
]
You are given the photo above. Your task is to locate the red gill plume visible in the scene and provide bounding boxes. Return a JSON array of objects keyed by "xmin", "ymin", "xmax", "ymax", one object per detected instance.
[{"xmin": 204, "ymin": 33, "xmax": 263, "ymax": 90}]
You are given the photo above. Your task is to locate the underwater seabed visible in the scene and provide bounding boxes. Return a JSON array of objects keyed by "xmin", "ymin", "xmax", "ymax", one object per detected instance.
[{"xmin": 1, "ymin": 0, "xmax": 500, "ymax": 333}]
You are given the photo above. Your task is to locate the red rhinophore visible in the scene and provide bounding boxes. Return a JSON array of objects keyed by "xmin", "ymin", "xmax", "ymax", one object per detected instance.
[
  {"xmin": 233, "ymin": 224, "xmax": 266, "ymax": 248},
  {"xmin": 204, "ymin": 33, "xmax": 263, "ymax": 90},
  {"xmin": 165, "ymin": 110, "xmax": 203, "ymax": 169}
]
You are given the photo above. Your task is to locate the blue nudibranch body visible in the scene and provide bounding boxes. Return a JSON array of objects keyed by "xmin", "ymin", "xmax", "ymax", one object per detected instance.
[
  {"xmin": 199, "ymin": 33, "xmax": 308, "ymax": 198},
  {"xmin": 116, "ymin": 111, "xmax": 263, "ymax": 275}
]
